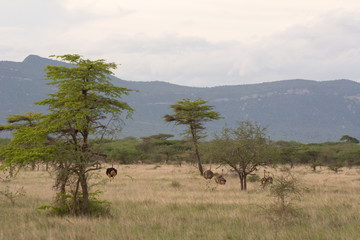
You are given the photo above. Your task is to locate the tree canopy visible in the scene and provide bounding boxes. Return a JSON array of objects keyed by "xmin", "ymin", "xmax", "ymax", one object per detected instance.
[
  {"xmin": 164, "ymin": 98, "xmax": 221, "ymax": 175},
  {"xmin": 0, "ymin": 54, "xmax": 135, "ymax": 215},
  {"xmin": 212, "ymin": 121, "xmax": 275, "ymax": 190}
]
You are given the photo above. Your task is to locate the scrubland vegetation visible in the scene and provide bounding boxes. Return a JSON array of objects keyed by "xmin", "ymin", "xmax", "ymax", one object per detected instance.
[
  {"xmin": 1, "ymin": 164, "xmax": 359, "ymax": 240},
  {"xmin": 1, "ymin": 55, "xmax": 360, "ymax": 239}
]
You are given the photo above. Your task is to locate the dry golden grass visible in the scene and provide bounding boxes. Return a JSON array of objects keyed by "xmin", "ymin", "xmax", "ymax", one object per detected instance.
[{"xmin": 1, "ymin": 164, "xmax": 360, "ymax": 240}]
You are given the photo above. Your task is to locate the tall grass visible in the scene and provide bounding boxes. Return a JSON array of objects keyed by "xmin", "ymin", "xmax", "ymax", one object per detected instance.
[{"xmin": 0, "ymin": 164, "xmax": 359, "ymax": 240}]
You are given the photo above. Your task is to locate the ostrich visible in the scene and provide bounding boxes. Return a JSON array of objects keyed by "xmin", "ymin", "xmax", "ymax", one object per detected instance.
[
  {"xmin": 203, "ymin": 170, "xmax": 214, "ymax": 179},
  {"xmin": 215, "ymin": 169, "xmax": 226, "ymax": 185},
  {"xmin": 106, "ymin": 160, "xmax": 117, "ymax": 181},
  {"xmin": 261, "ymin": 169, "xmax": 267, "ymax": 185},
  {"xmin": 203, "ymin": 158, "xmax": 214, "ymax": 179},
  {"xmin": 261, "ymin": 170, "xmax": 273, "ymax": 187}
]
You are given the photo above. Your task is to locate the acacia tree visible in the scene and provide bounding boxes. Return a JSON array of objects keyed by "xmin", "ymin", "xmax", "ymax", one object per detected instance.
[
  {"xmin": 164, "ymin": 98, "xmax": 221, "ymax": 175},
  {"xmin": 340, "ymin": 135, "xmax": 359, "ymax": 143},
  {"xmin": 0, "ymin": 112, "xmax": 44, "ymax": 176},
  {"xmin": 212, "ymin": 121, "xmax": 275, "ymax": 190},
  {"xmin": 0, "ymin": 55, "xmax": 134, "ymax": 215}
]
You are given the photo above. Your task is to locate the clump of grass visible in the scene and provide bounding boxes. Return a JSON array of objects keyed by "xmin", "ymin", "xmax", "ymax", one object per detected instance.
[
  {"xmin": 170, "ymin": 180, "xmax": 181, "ymax": 189},
  {"xmin": 248, "ymin": 174, "xmax": 261, "ymax": 182}
]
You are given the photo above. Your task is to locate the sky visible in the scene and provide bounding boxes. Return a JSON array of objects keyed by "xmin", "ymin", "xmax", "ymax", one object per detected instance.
[{"xmin": 1, "ymin": 0, "xmax": 360, "ymax": 87}]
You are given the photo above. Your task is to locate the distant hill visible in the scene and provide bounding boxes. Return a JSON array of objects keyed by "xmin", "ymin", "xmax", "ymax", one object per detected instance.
[{"xmin": 1, "ymin": 55, "xmax": 360, "ymax": 143}]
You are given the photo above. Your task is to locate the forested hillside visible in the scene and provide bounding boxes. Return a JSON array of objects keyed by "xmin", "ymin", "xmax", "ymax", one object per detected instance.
[{"xmin": 1, "ymin": 55, "xmax": 360, "ymax": 142}]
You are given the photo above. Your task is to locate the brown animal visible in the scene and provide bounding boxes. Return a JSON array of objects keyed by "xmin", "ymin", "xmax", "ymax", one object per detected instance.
[
  {"xmin": 261, "ymin": 169, "xmax": 267, "ymax": 185},
  {"xmin": 215, "ymin": 176, "xmax": 226, "ymax": 185},
  {"xmin": 261, "ymin": 170, "xmax": 273, "ymax": 187},
  {"xmin": 203, "ymin": 170, "xmax": 214, "ymax": 179},
  {"xmin": 215, "ymin": 169, "xmax": 226, "ymax": 185}
]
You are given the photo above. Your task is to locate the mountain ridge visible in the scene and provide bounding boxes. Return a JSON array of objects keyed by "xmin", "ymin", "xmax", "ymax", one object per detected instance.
[{"xmin": 1, "ymin": 55, "xmax": 360, "ymax": 143}]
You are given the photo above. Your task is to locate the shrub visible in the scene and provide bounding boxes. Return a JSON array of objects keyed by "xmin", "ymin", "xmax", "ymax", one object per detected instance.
[
  {"xmin": 247, "ymin": 174, "xmax": 261, "ymax": 182},
  {"xmin": 38, "ymin": 190, "xmax": 111, "ymax": 217},
  {"xmin": 170, "ymin": 180, "xmax": 181, "ymax": 189}
]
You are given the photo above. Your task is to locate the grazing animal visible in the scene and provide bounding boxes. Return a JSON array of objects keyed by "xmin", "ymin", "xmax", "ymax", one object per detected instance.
[
  {"xmin": 203, "ymin": 169, "xmax": 214, "ymax": 179},
  {"xmin": 215, "ymin": 169, "xmax": 226, "ymax": 185},
  {"xmin": 261, "ymin": 169, "xmax": 268, "ymax": 185},
  {"xmin": 261, "ymin": 169, "xmax": 273, "ymax": 187},
  {"xmin": 106, "ymin": 160, "xmax": 117, "ymax": 181}
]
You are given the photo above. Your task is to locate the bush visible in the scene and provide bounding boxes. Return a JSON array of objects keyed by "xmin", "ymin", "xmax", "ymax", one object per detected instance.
[
  {"xmin": 247, "ymin": 174, "xmax": 261, "ymax": 182},
  {"xmin": 170, "ymin": 180, "xmax": 181, "ymax": 189},
  {"xmin": 38, "ymin": 190, "xmax": 111, "ymax": 217}
]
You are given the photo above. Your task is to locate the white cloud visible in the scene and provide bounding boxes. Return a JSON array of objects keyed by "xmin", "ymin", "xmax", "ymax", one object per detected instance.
[
  {"xmin": 2, "ymin": 1, "xmax": 360, "ymax": 86},
  {"xmin": 100, "ymin": 10, "xmax": 360, "ymax": 86}
]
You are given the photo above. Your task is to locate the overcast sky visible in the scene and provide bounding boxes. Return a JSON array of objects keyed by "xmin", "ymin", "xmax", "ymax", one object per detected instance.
[{"xmin": 1, "ymin": 0, "xmax": 360, "ymax": 87}]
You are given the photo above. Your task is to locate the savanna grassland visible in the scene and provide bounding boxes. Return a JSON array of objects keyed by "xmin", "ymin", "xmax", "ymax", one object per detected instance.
[{"xmin": 1, "ymin": 164, "xmax": 360, "ymax": 240}]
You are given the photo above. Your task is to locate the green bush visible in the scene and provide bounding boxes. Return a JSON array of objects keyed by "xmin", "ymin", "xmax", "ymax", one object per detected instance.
[
  {"xmin": 38, "ymin": 190, "xmax": 111, "ymax": 217},
  {"xmin": 247, "ymin": 174, "xmax": 261, "ymax": 182}
]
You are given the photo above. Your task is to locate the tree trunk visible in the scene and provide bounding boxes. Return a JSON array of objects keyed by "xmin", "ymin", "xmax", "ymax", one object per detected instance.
[
  {"xmin": 195, "ymin": 146, "xmax": 204, "ymax": 175},
  {"xmin": 9, "ymin": 165, "xmax": 13, "ymax": 178},
  {"xmin": 79, "ymin": 168, "xmax": 89, "ymax": 215},
  {"xmin": 72, "ymin": 178, "xmax": 80, "ymax": 216},
  {"xmin": 243, "ymin": 174, "xmax": 247, "ymax": 190},
  {"xmin": 191, "ymin": 127, "xmax": 203, "ymax": 176},
  {"xmin": 56, "ymin": 163, "xmax": 69, "ymax": 205},
  {"xmin": 238, "ymin": 172, "xmax": 244, "ymax": 190},
  {"xmin": 312, "ymin": 164, "xmax": 316, "ymax": 172}
]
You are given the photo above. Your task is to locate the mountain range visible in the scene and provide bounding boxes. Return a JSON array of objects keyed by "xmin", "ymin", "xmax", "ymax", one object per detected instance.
[{"xmin": 1, "ymin": 55, "xmax": 360, "ymax": 143}]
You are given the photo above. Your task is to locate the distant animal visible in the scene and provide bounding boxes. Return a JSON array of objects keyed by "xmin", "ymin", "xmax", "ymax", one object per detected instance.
[
  {"xmin": 261, "ymin": 170, "xmax": 273, "ymax": 187},
  {"xmin": 106, "ymin": 160, "xmax": 117, "ymax": 181},
  {"xmin": 214, "ymin": 169, "xmax": 226, "ymax": 185},
  {"xmin": 215, "ymin": 175, "xmax": 226, "ymax": 185},
  {"xmin": 203, "ymin": 170, "xmax": 214, "ymax": 179},
  {"xmin": 106, "ymin": 167, "xmax": 117, "ymax": 180},
  {"xmin": 261, "ymin": 170, "xmax": 267, "ymax": 185}
]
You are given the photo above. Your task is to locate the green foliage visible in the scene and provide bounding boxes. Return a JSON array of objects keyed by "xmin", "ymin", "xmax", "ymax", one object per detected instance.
[
  {"xmin": 0, "ymin": 138, "xmax": 10, "ymax": 146},
  {"xmin": 270, "ymin": 173, "xmax": 302, "ymax": 207},
  {"xmin": 164, "ymin": 98, "xmax": 221, "ymax": 174},
  {"xmin": 38, "ymin": 190, "xmax": 111, "ymax": 217},
  {"xmin": 0, "ymin": 112, "xmax": 49, "ymax": 171},
  {"xmin": 136, "ymin": 134, "xmax": 191, "ymax": 164},
  {"xmin": 283, "ymin": 141, "xmax": 360, "ymax": 169},
  {"xmin": 0, "ymin": 54, "xmax": 136, "ymax": 216},
  {"xmin": 274, "ymin": 140, "xmax": 303, "ymax": 167},
  {"xmin": 266, "ymin": 172, "xmax": 303, "ymax": 239},
  {"xmin": 247, "ymin": 174, "xmax": 261, "ymax": 182},
  {"xmin": 328, "ymin": 162, "xmax": 345, "ymax": 173},
  {"xmin": 212, "ymin": 121, "xmax": 275, "ymax": 190},
  {"xmin": 101, "ymin": 138, "xmax": 142, "ymax": 164},
  {"xmin": 340, "ymin": 135, "xmax": 359, "ymax": 143},
  {"xmin": 164, "ymin": 98, "xmax": 222, "ymax": 138}
]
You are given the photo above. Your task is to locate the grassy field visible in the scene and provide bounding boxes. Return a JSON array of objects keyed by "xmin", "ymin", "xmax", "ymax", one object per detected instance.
[{"xmin": 0, "ymin": 164, "xmax": 360, "ymax": 240}]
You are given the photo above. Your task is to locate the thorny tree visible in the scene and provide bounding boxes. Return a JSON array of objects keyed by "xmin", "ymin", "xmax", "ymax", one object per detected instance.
[
  {"xmin": 0, "ymin": 55, "xmax": 134, "ymax": 215},
  {"xmin": 164, "ymin": 98, "xmax": 221, "ymax": 175},
  {"xmin": 212, "ymin": 121, "xmax": 275, "ymax": 190},
  {"xmin": 0, "ymin": 112, "xmax": 45, "ymax": 176}
]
